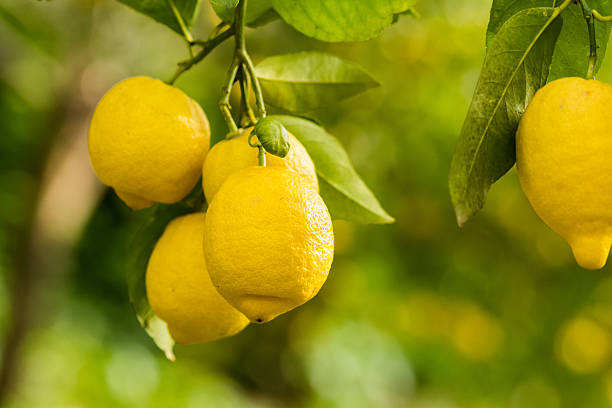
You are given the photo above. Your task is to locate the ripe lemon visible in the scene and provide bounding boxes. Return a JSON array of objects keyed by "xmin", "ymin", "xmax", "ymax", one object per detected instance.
[
  {"xmin": 146, "ymin": 213, "xmax": 249, "ymax": 344},
  {"xmin": 517, "ymin": 77, "xmax": 612, "ymax": 270},
  {"xmin": 202, "ymin": 127, "xmax": 317, "ymax": 203},
  {"xmin": 204, "ymin": 166, "xmax": 334, "ymax": 323},
  {"xmin": 89, "ymin": 76, "xmax": 210, "ymax": 210}
]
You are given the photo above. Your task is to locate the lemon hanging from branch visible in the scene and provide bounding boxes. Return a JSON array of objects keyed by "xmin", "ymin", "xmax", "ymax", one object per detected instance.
[
  {"xmin": 89, "ymin": 76, "xmax": 210, "ymax": 209},
  {"xmin": 204, "ymin": 167, "xmax": 334, "ymax": 323},
  {"xmin": 517, "ymin": 77, "xmax": 612, "ymax": 270}
]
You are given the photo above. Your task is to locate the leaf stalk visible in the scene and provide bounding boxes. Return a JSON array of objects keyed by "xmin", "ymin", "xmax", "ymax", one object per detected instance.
[{"xmin": 167, "ymin": 26, "xmax": 234, "ymax": 85}]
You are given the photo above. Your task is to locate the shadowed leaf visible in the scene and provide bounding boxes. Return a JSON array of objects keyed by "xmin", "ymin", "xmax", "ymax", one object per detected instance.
[{"xmin": 449, "ymin": 8, "xmax": 562, "ymax": 226}]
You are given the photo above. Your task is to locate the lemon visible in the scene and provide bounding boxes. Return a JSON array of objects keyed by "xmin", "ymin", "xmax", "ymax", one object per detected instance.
[
  {"xmin": 89, "ymin": 76, "xmax": 210, "ymax": 210},
  {"xmin": 146, "ymin": 213, "xmax": 249, "ymax": 344},
  {"xmin": 202, "ymin": 127, "xmax": 317, "ymax": 203},
  {"xmin": 204, "ymin": 166, "xmax": 334, "ymax": 323},
  {"xmin": 517, "ymin": 77, "xmax": 612, "ymax": 270}
]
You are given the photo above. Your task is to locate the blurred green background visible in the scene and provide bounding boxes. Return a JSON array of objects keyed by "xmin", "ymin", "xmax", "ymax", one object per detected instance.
[{"xmin": 1, "ymin": 0, "xmax": 612, "ymax": 406}]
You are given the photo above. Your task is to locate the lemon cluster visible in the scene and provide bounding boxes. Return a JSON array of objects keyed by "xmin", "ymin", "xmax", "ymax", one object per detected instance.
[{"xmin": 88, "ymin": 77, "xmax": 334, "ymax": 344}]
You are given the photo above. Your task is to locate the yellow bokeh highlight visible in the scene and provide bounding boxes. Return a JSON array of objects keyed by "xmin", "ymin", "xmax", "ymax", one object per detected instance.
[
  {"xmin": 556, "ymin": 316, "xmax": 612, "ymax": 374},
  {"xmin": 602, "ymin": 369, "xmax": 612, "ymax": 406},
  {"xmin": 398, "ymin": 291, "xmax": 454, "ymax": 340},
  {"xmin": 399, "ymin": 291, "xmax": 504, "ymax": 362},
  {"xmin": 451, "ymin": 303, "xmax": 505, "ymax": 362}
]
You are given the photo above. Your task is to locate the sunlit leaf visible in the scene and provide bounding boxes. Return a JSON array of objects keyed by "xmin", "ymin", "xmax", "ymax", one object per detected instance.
[
  {"xmin": 116, "ymin": 0, "xmax": 201, "ymax": 36},
  {"xmin": 273, "ymin": 115, "xmax": 394, "ymax": 224},
  {"xmin": 210, "ymin": 0, "xmax": 238, "ymax": 8},
  {"xmin": 256, "ymin": 52, "xmax": 379, "ymax": 112},
  {"xmin": 271, "ymin": 0, "xmax": 416, "ymax": 42}
]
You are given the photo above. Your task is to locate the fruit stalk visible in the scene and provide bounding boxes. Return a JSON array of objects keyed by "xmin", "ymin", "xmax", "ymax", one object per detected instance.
[
  {"xmin": 579, "ymin": 0, "xmax": 598, "ymax": 80},
  {"xmin": 239, "ymin": 67, "xmax": 257, "ymax": 126},
  {"xmin": 219, "ymin": 0, "xmax": 268, "ymax": 133},
  {"xmin": 593, "ymin": 9, "xmax": 612, "ymax": 22}
]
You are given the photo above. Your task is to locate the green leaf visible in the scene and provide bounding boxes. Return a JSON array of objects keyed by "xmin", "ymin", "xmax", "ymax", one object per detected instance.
[
  {"xmin": 127, "ymin": 199, "xmax": 197, "ymax": 360},
  {"xmin": 116, "ymin": 0, "xmax": 201, "ymax": 36},
  {"xmin": 210, "ymin": 0, "xmax": 238, "ymax": 8},
  {"xmin": 487, "ymin": 0, "xmax": 550, "ymax": 46},
  {"xmin": 271, "ymin": 0, "xmax": 416, "ymax": 42},
  {"xmin": 256, "ymin": 52, "xmax": 379, "ymax": 112},
  {"xmin": 449, "ymin": 8, "xmax": 562, "ymax": 226},
  {"xmin": 548, "ymin": 1, "xmax": 612, "ymax": 80},
  {"xmin": 212, "ymin": 0, "xmax": 278, "ymax": 27},
  {"xmin": 272, "ymin": 115, "xmax": 394, "ymax": 224},
  {"xmin": 487, "ymin": 0, "xmax": 612, "ymax": 80}
]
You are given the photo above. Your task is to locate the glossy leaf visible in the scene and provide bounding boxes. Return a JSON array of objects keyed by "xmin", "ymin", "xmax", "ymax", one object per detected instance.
[
  {"xmin": 127, "ymin": 197, "xmax": 198, "ymax": 360},
  {"xmin": 487, "ymin": 0, "xmax": 550, "ymax": 46},
  {"xmin": 212, "ymin": 0, "xmax": 278, "ymax": 27},
  {"xmin": 449, "ymin": 8, "xmax": 562, "ymax": 226},
  {"xmin": 116, "ymin": 0, "xmax": 201, "ymax": 36},
  {"xmin": 256, "ymin": 52, "xmax": 379, "ymax": 112},
  {"xmin": 271, "ymin": 0, "xmax": 416, "ymax": 42},
  {"xmin": 548, "ymin": 1, "xmax": 611, "ymax": 80},
  {"xmin": 272, "ymin": 115, "xmax": 394, "ymax": 224},
  {"xmin": 210, "ymin": 0, "xmax": 238, "ymax": 8},
  {"xmin": 487, "ymin": 0, "xmax": 612, "ymax": 80}
]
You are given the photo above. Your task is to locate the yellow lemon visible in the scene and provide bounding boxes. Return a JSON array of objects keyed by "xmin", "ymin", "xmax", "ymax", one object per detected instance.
[
  {"xmin": 517, "ymin": 77, "xmax": 612, "ymax": 270},
  {"xmin": 204, "ymin": 166, "xmax": 334, "ymax": 323},
  {"xmin": 202, "ymin": 127, "xmax": 317, "ymax": 203},
  {"xmin": 89, "ymin": 76, "xmax": 210, "ymax": 210},
  {"xmin": 146, "ymin": 213, "xmax": 249, "ymax": 344}
]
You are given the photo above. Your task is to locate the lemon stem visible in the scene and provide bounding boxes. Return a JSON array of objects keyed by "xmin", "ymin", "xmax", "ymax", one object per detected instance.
[
  {"xmin": 218, "ymin": 0, "xmax": 268, "ymax": 132},
  {"xmin": 167, "ymin": 26, "xmax": 234, "ymax": 85},
  {"xmin": 593, "ymin": 9, "xmax": 612, "ymax": 22},
  {"xmin": 234, "ymin": 0, "xmax": 265, "ymax": 119},
  {"xmin": 239, "ymin": 65, "xmax": 257, "ymax": 127},
  {"xmin": 219, "ymin": 57, "xmax": 241, "ymax": 133},
  {"xmin": 579, "ymin": 0, "xmax": 597, "ymax": 80},
  {"xmin": 258, "ymin": 145, "xmax": 267, "ymax": 166},
  {"xmin": 241, "ymin": 49, "xmax": 266, "ymax": 119},
  {"xmin": 247, "ymin": 132, "xmax": 266, "ymax": 166}
]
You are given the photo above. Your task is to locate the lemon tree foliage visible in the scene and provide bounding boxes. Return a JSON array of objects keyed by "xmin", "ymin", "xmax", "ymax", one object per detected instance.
[
  {"xmin": 273, "ymin": 115, "xmax": 394, "ymax": 224},
  {"xmin": 271, "ymin": 0, "xmax": 416, "ymax": 42},
  {"xmin": 114, "ymin": 0, "xmax": 416, "ymax": 39},
  {"xmin": 487, "ymin": 0, "xmax": 612, "ymax": 80},
  {"xmin": 255, "ymin": 52, "xmax": 379, "ymax": 112},
  {"xmin": 449, "ymin": 8, "xmax": 562, "ymax": 226},
  {"xmin": 116, "ymin": 0, "xmax": 202, "ymax": 35}
]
